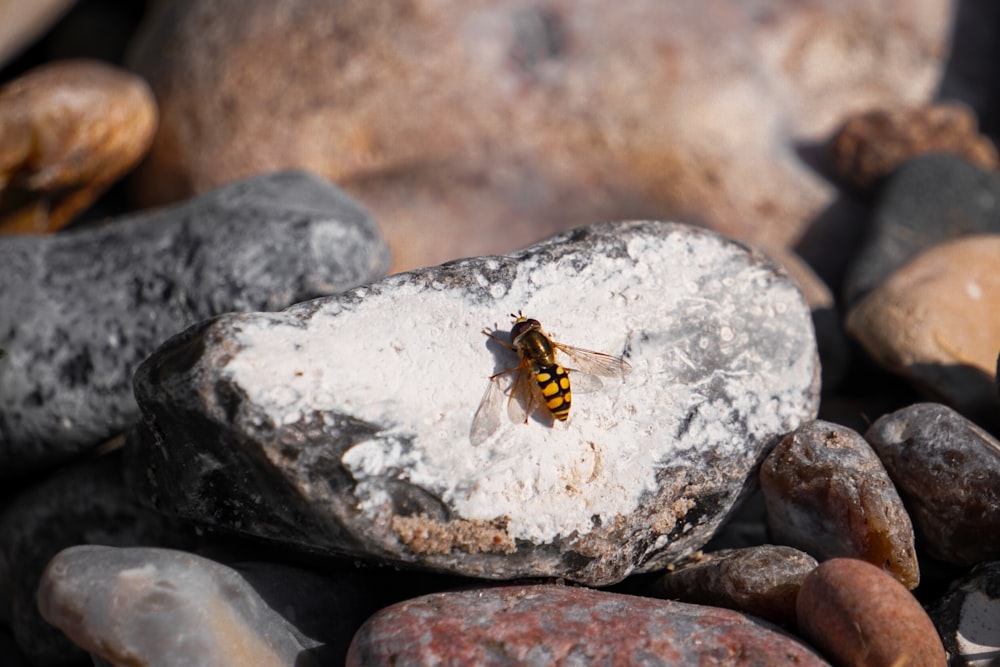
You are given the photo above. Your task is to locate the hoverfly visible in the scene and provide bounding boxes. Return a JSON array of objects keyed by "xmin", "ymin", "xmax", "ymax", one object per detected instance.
[{"xmin": 470, "ymin": 312, "xmax": 631, "ymax": 445}]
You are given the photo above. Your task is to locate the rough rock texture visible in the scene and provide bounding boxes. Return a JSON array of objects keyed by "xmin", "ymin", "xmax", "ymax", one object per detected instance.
[
  {"xmin": 842, "ymin": 154, "xmax": 1000, "ymax": 306},
  {"xmin": 0, "ymin": 171, "xmax": 390, "ymax": 480},
  {"xmin": 650, "ymin": 545, "xmax": 817, "ymax": 629},
  {"xmin": 797, "ymin": 559, "xmax": 947, "ymax": 667},
  {"xmin": 0, "ymin": 451, "xmax": 192, "ymax": 666},
  {"xmin": 828, "ymin": 103, "xmax": 998, "ymax": 194},
  {"xmin": 127, "ymin": 0, "xmax": 951, "ymax": 272},
  {"xmin": 37, "ymin": 545, "xmax": 379, "ymax": 667},
  {"xmin": 347, "ymin": 583, "xmax": 829, "ymax": 666},
  {"xmin": 865, "ymin": 403, "xmax": 1000, "ymax": 566},
  {"xmin": 760, "ymin": 420, "xmax": 918, "ymax": 588},
  {"xmin": 130, "ymin": 221, "xmax": 820, "ymax": 586},
  {"xmin": 0, "ymin": 59, "xmax": 157, "ymax": 233},
  {"xmin": 846, "ymin": 235, "xmax": 1000, "ymax": 420},
  {"xmin": 928, "ymin": 561, "xmax": 1000, "ymax": 667}
]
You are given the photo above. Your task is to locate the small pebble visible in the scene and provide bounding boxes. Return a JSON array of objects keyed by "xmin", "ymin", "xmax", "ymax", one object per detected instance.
[
  {"xmin": 865, "ymin": 403, "xmax": 1000, "ymax": 566},
  {"xmin": 846, "ymin": 234, "xmax": 1000, "ymax": 419},
  {"xmin": 650, "ymin": 545, "xmax": 817, "ymax": 628},
  {"xmin": 797, "ymin": 558, "xmax": 947, "ymax": 667},
  {"xmin": 829, "ymin": 103, "xmax": 997, "ymax": 193},
  {"xmin": 760, "ymin": 420, "xmax": 919, "ymax": 588},
  {"xmin": 928, "ymin": 561, "xmax": 1000, "ymax": 667},
  {"xmin": 0, "ymin": 60, "xmax": 157, "ymax": 233}
]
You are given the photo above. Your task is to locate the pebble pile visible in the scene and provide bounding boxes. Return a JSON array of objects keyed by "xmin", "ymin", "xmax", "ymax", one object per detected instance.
[{"xmin": 1, "ymin": 2, "xmax": 999, "ymax": 666}]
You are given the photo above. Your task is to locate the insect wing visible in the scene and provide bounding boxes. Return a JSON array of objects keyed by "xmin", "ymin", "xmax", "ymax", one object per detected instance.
[
  {"xmin": 470, "ymin": 376, "xmax": 507, "ymax": 446},
  {"xmin": 505, "ymin": 363, "xmax": 539, "ymax": 425},
  {"xmin": 554, "ymin": 343, "xmax": 632, "ymax": 379}
]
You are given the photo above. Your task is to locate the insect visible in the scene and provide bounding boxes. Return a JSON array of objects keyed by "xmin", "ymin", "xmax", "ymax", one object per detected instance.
[{"xmin": 470, "ymin": 312, "xmax": 631, "ymax": 445}]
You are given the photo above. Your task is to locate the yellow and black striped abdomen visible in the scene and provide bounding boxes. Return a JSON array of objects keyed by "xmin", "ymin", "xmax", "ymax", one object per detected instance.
[{"xmin": 535, "ymin": 363, "xmax": 572, "ymax": 421}]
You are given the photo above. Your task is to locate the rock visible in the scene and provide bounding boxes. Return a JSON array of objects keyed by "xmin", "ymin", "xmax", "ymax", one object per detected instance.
[
  {"xmin": 130, "ymin": 221, "xmax": 820, "ymax": 586},
  {"xmin": 347, "ymin": 583, "xmax": 829, "ymax": 666},
  {"xmin": 760, "ymin": 420, "xmax": 919, "ymax": 588},
  {"xmin": 0, "ymin": 451, "xmax": 193, "ymax": 666},
  {"xmin": 846, "ymin": 235, "xmax": 1000, "ymax": 420},
  {"xmin": 865, "ymin": 403, "xmax": 1000, "ymax": 566},
  {"xmin": 0, "ymin": 60, "xmax": 157, "ymax": 234},
  {"xmin": 127, "ymin": 0, "xmax": 951, "ymax": 272},
  {"xmin": 0, "ymin": 0, "xmax": 76, "ymax": 67},
  {"xmin": 828, "ymin": 103, "xmax": 998, "ymax": 194},
  {"xmin": 0, "ymin": 170, "xmax": 390, "ymax": 480},
  {"xmin": 928, "ymin": 561, "xmax": 1000, "ymax": 667},
  {"xmin": 650, "ymin": 545, "xmax": 817, "ymax": 629},
  {"xmin": 37, "ymin": 545, "xmax": 380, "ymax": 667},
  {"xmin": 842, "ymin": 154, "xmax": 1000, "ymax": 306},
  {"xmin": 797, "ymin": 558, "xmax": 946, "ymax": 667}
]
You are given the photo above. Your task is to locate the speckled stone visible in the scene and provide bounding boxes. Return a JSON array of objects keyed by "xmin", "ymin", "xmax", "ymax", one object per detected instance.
[
  {"xmin": 129, "ymin": 220, "xmax": 820, "ymax": 585},
  {"xmin": 797, "ymin": 558, "xmax": 947, "ymax": 667},
  {"xmin": 650, "ymin": 545, "xmax": 817, "ymax": 629},
  {"xmin": 37, "ymin": 545, "xmax": 380, "ymax": 667},
  {"xmin": 348, "ymin": 584, "xmax": 829, "ymax": 666},
  {"xmin": 0, "ymin": 170, "xmax": 390, "ymax": 480},
  {"xmin": 760, "ymin": 420, "xmax": 919, "ymax": 588},
  {"xmin": 865, "ymin": 403, "xmax": 1000, "ymax": 566},
  {"xmin": 928, "ymin": 561, "xmax": 1000, "ymax": 667}
]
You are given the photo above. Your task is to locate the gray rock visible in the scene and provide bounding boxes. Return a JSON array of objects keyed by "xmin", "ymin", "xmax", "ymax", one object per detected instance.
[
  {"xmin": 130, "ymin": 221, "xmax": 820, "ymax": 586},
  {"xmin": 842, "ymin": 153, "xmax": 1000, "ymax": 306},
  {"xmin": 865, "ymin": 403, "xmax": 1000, "ymax": 566},
  {"xmin": 346, "ymin": 583, "xmax": 830, "ymax": 666},
  {"xmin": 0, "ymin": 171, "xmax": 390, "ymax": 479},
  {"xmin": 0, "ymin": 451, "xmax": 193, "ymax": 666},
  {"xmin": 37, "ymin": 545, "xmax": 378, "ymax": 667},
  {"xmin": 929, "ymin": 561, "xmax": 1000, "ymax": 667},
  {"xmin": 760, "ymin": 420, "xmax": 919, "ymax": 588},
  {"xmin": 650, "ymin": 545, "xmax": 817, "ymax": 629}
]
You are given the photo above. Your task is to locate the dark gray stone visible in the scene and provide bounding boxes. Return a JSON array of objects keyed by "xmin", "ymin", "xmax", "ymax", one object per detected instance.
[
  {"xmin": 842, "ymin": 153, "xmax": 1000, "ymax": 306},
  {"xmin": 0, "ymin": 451, "xmax": 194, "ymax": 666},
  {"xmin": 0, "ymin": 171, "xmax": 390, "ymax": 479},
  {"xmin": 130, "ymin": 220, "xmax": 819, "ymax": 586},
  {"xmin": 760, "ymin": 420, "xmax": 918, "ymax": 588},
  {"xmin": 865, "ymin": 403, "xmax": 1000, "ymax": 566},
  {"xmin": 37, "ymin": 546, "xmax": 381, "ymax": 667},
  {"xmin": 650, "ymin": 545, "xmax": 817, "ymax": 629},
  {"xmin": 929, "ymin": 561, "xmax": 1000, "ymax": 667}
]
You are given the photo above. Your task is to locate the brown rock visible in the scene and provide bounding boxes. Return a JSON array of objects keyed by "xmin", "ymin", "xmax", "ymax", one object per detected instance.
[
  {"xmin": 0, "ymin": 59, "xmax": 157, "ymax": 234},
  {"xmin": 651, "ymin": 545, "xmax": 818, "ymax": 628},
  {"xmin": 348, "ymin": 584, "xmax": 829, "ymax": 666},
  {"xmin": 0, "ymin": 0, "xmax": 76, "ymax": 67},
  {"xmin": 865, "ymin": 403, "xmax": 1000, "ymax": 566},
  {"xmin": 829, "ymin": 103, "xmax": 998, "ymax": 193},
  {"xmin": 760, "ymin": 420, "xmax": 919, "ymax": 588},
  {"xmin": 127, "ymin": 0, "xmax": 951, "ymax": 272},
  {"xmin": 845, "ymin": 235, "xmax": 1000, "ymax": 419},
  {"xmin": 797, "ymin": 558, "xmax": 947, "ymax": 667}
]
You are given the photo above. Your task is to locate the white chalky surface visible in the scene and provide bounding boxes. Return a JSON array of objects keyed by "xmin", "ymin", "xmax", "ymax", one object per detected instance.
[{"xmin": 223, "ymin": 225, "xmax": 816, "ymax": 543}]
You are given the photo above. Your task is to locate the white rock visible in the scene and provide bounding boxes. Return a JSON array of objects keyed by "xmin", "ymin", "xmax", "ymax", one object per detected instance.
[{"xmin": 133, "ymin": 221, "xmax": 819, "ymax": 585}]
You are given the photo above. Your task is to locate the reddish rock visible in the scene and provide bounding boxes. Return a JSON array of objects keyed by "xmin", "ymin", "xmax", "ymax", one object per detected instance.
[
  {"xmin": 829, "ymin": 103, "xmax": 998, "ymax": 193},
  {"xmin": 651, "ymin": 545, "xmax": 817, "ymax": 629},
  {"xmin": 128, "ymin": 0, "xmax": 951, "ymax": 272},
  {"xmin": 0, "ymin": 59, "xmax": 157, "ymax": 234},
  {"xmin": 797, "ymin": 559, "xmax": 946, "ymax": 667},
  {"xmin": 348, "ymin": 584, "xmax": 829, "ymax": 666},
  {"xmin": 865, "ymin": 403, "xmax": 1000, "ymax": 566},
  {"xmin": 760, "ymin": 420, "xmax": 919, "ymax": 588}
]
